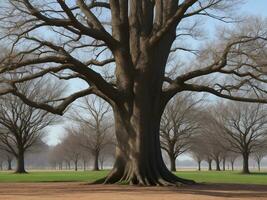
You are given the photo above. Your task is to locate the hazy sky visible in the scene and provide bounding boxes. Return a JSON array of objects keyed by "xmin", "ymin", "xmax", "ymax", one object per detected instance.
[{"xmin": 44, "ymin": 0, "xmax": 267, "ymax": 146}]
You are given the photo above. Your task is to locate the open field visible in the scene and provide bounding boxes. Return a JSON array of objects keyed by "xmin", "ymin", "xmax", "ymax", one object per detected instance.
[{"xmin": 0, "ymin": 170, "xmax": 267, "ymax": 185}]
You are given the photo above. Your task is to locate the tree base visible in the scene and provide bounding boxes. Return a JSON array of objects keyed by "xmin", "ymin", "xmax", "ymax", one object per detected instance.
[{"xmin": 92, "ymin": 167, "xmax": 195, "ymax": 186}]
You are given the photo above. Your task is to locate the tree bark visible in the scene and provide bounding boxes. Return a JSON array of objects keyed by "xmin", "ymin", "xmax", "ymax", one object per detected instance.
[
  {"xmin": 242, "ymin": 152, "xmax": 250, "ymax": 174},
  {"xmin": 15, "ymin": 151, "xmax": 26, "ymax": 173}
]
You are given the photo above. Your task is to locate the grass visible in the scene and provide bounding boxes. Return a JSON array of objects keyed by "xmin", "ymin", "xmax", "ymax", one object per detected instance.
[
  {"xmin": 175, "ymin": 171, "xmax": 267, "ymax": 185},
  {"xmin": 0, "ymin": 170, "xmax": 109, "ymax": 183},
  {"xmin": 0, "ymin": 170, "xmax": 266, "ymax": 185}
]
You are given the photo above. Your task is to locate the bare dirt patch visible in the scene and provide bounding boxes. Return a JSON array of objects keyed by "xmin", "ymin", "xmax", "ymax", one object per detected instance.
[{"xmin": 0, "ymin": 182, "xmax": 266, "ymax": 200}]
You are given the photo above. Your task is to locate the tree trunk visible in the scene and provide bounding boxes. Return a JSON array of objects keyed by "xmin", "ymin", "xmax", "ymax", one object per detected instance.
[
  {"xmin": 215, "ymin": 158, "xmax": 221, "ymax": 171},
  {"xmin": 97, "ymin": 33, "xmax": 195, "ymax": 185},
  {"xmin": 231, "ymin": 161, "xmax": 234, "ymax": 171},
  {"xmin": 83, "ymin": 160, "xmax": 86, "ymax": 171},
  {"xmin": 93, "ymin": 151, "xmax": 99, "ymax": 171},
  {"xmin": 7, "ymin": 158, "xmax": 12, "ymax": 170},
  {"xmin": 242, "ymin": 152, "xmax": 250, "ymax": 174},
  {"xmin": 257, "ymin": 160, "xmax": 261, "ymax": 172},
  {"xmin": 208, "ymin": 160, "xmax": 212, "ymax": 171},
  {"xmin": 0, "ymin": 162, "xmax": 2, "ymax": 171},
  {"xmin": 15, "ymin": 151, "xmax": 26, "ymax": 173},
  {"xmin": 169, "ymin": 154, "xmax": 176, "ymax": 172},
  {"xmin": 101, "ymin": 102, "xmax": 194, "ymax": 186},
  {"xmin": 74, "ymin": 160, "xmax": 78, "ymax": 171},
  {"xmin": 198, "ymin": 161, "xmax": 201, "ymax": 171},
  {"xmin": 222, "ymin": 158, "xmax": 226, "ymax": 171}
]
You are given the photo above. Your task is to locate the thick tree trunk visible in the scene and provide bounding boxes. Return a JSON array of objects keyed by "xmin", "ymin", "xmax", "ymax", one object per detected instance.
[
  {"xmin": 215, "ymin": 158, "xmax": 221, "ymax": 171},
  {"xmin": 101, "ymin": 104, "xmax": 194, "ymax": 186},
  {"xmin": 15, "ymin": 151, "xmax": 26, "ymax": 173},
  {"xmin": 208, "ymin": 160, "xmax": 212, "ymax": 171},
  {"xmin": 93, "ymin": 151, "xmax": 99, "ymax": 171},
  {"xmin": 0, "ymin": 162, "xmax": 2, "ymax": 171},
  {"xmin": 242, "ymin": 152, "xmax": 250, "ymax": 174}
]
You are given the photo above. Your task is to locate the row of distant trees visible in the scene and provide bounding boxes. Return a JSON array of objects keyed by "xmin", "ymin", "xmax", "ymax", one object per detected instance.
[{"xmin": 160, "ymin": 93, "xmax": 267, "ymax": 174}]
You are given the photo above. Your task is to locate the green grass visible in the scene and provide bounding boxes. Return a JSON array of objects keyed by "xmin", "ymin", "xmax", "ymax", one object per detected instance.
[
  {"xmin": 0, "ymin": 170, "xmax": 108, "ymax": 183},
  {"xmin": 175, "ymin": 171, "xmax": 267, "ymax": 185},
  {"xmin": 0, "ymin": 170, "xmax": 266, "ymax": 185}
]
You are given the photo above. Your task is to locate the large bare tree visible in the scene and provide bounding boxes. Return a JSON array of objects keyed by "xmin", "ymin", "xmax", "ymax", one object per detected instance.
[
  {"xmin": 0, "ymin": 79, "xmax": 63, "ymax": 173},
  {"xmin": 160, "ymin": 92, "xmax": 201, "ymax": 171},
  {"xmin": 0, "ymin": 0, "xmax": 267, "ymax": 184}
]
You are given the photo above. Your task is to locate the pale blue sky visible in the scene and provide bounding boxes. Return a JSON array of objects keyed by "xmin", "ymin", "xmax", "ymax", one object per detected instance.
[{"xmin": 45, "ymin": 0, "xmax": 267, "ymax": 146}]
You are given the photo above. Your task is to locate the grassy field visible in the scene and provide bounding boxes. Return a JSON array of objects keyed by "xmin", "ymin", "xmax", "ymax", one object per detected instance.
[{"xmin": 0, "ymin": 170, "xmax": 266, "ymax": 185}]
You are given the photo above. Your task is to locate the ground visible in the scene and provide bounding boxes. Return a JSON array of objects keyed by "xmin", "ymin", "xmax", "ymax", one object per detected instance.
[
  {"xmin": 0, "ymin": 182, "xmax": 267, "ymax": 200},
  {"xmin": 0, "ymin": 170, "xmax": 266, "ymax": 200}
]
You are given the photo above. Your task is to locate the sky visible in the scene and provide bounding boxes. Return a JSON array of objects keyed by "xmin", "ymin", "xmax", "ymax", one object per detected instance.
[{"xmin": 44, "ymin": 0, "xmax": 267, "ymax": 146}]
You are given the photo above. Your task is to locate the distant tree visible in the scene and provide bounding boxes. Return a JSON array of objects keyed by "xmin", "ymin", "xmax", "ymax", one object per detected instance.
[
  {"xmin": 160, "ymin": 93, "xmax": 201, "ymax": 171},
  {"xmin": 197, "ymin": 110, "xmax": 226, "ymax": 171},
  {"xmin": 0, "ymin": 79, "xmax": 64, "ymax": 173},
  {"xmin": 252, "ymin": 148, "xmax": 266, "ymax": 172},
  {"xmin": 59, "ymin": 131, "xmax": 84, "ymax": 171},
  {"xmin": 190, "ymin": 135, "xmax": 206, "ymax": 171},
  {"xmin": 70, "ymin": 96, "xmax": 114, "ymax": 171},
  {"xmin": 0, "ymin": 148, "xmax": 13, "ymax": 170},
  {"xmin": 227, "ymin": 152, "xmax": 239, "ymax": 171},
  {"xmin": 219, "ymin": 102, "xmax": 267, "ymax": 174}
]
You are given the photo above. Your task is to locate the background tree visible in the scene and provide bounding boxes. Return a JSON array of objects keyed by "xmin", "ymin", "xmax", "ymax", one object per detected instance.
[
  {"xmin": 1, "ymin": 0, "xmax": 267, "ymax": 185},
  {"xmin": 0, "ymin": 79, "xmax": 63, "ymax": 173},
  {"xmin": 160, "ymin": 92, "xmax": 201, "ymax": 171},
  {"xmin": 59, "ymin": 130, "xmax": 84, "ymax": 171},
  {"xmin": 252, "ymin": 147, "xmax": 267, "ymax": 172},
  {"xmin": 71, "ymin": 96, "xmax": 114, "ymax": 171},
  {"xmin": 227, "ymin": 152, "xmax": 239, "ymax": 171},
  {"xmin": 218, "ymin": 102, "xmax": 267, "ymax": 174}
]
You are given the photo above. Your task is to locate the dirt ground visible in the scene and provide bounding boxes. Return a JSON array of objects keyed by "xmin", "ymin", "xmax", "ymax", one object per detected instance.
[{"xmin": 0, "ymin": 182, "xmax": 267, "ymax": 200}]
